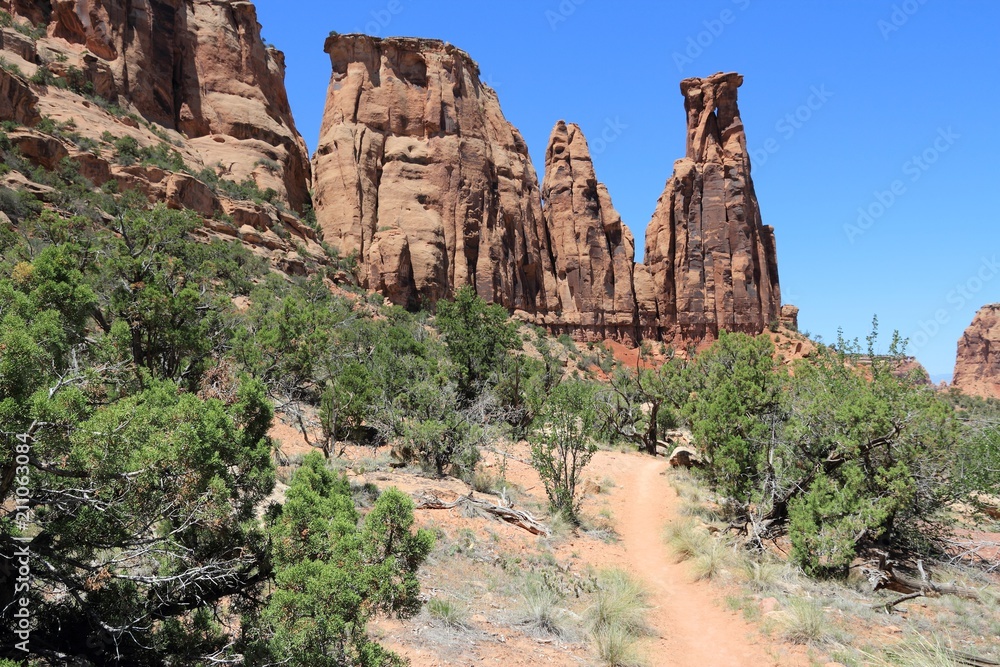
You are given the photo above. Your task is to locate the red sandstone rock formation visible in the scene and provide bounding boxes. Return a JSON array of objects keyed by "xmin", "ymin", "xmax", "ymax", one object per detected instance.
[
  {"xmin": 642, "ymin": 72, "xmax": 781, "ymax": 343},
  {"xmin": 312, "ymin": 34, "xmax": 559, "ymax": 312},
  {"xmin": 0, "ymin": 0, "xmax": 310, "ymax": 210},
  {"xmin": 953, "ymin": 304, "xmax": 1000, "ymax": 399},
  {"xmin": 541, "ymin": 120, "xmax": 639, "ymax": 343}
]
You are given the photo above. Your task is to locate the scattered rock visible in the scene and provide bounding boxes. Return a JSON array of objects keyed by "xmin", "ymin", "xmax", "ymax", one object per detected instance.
[
  {"xmin": 668, "ymin": 446, "xmax": 701, "ymax": 469},
  {"xmin": 759, "ymin": 597, "xmax": 779, "ymax": 615}
]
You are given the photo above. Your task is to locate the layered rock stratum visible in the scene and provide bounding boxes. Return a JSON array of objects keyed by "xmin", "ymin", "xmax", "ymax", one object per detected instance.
[
  {"xmin": 29, "ymin": 0, "xmax": 311, "ymax": 209},
  {"xmin": 953, "ymin": 304, "xmax": 1000, "ymax": 399}
]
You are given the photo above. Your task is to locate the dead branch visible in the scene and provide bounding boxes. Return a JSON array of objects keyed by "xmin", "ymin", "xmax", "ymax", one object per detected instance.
[
  {"xmin": 864, "ymin": 556, "xmax": 984, "ymax": 603},
  {"xmin": 872, "ymin": 591, "xmax": 924, "ymax": 612},
  {"xmin": 417, "ymin": 492, "xmax": 549, "ymax": 536}
]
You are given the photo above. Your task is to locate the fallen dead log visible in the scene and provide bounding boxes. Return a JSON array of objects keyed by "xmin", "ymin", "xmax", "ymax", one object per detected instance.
[
  {"xmin": 416, "ymin": 492, "xmax": 549, "ymax": 536},
  {"xmin": 948, "ymin": 650, "xmax": 1000, "ymax": 667},
  {"xmin": 865, "ymin": 557, "xmax": 984, "ymax": 607}
]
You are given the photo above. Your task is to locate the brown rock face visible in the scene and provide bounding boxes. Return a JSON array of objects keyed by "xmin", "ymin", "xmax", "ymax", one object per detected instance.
[
  {"xmin": 0, "ymin": 0, "xmax": 311, "ymax": 211},
  {"xmin": 0, "ymin": 68, "xmax": 40, "ymax": 126},
  {"xmin": 953, "ymin": 304, "xmax": 1000, "ymax": 399},
  {"xmin": 541, "ymin": 120, "xmax": 639, "ymax": 343},
  {"xmin": 312, "ymin": 46, "xmax": 783, "ymax": 345},
  {"xmin": 643, "ymin": 72, "xmax": 781, "ymax": 342},
  {"xmin": 313, "ymin": 34, "xmax": 559, "ymax": 312}
]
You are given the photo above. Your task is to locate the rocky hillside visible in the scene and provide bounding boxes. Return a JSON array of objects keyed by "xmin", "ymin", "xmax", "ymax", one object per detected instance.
[
  {"xmin": 314, "ymin": 37, "xmax": 783, "ymax": 345},
  {"xmin": 954, "ymin": 304, "xmax": 1000, "ymax": 399},
  {"xmin": 1, "ymin": 4, "xmax": 783, "ymax": 347},
  {"xmin": 0, "ymin": 0, "xmax": 324, "ymax": 275}
]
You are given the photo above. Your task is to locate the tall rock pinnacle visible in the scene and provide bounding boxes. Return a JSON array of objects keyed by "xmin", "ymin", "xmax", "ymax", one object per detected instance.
[
  {"xmin": 643, "ymin": 72, "xmax": 781, "ymax": 341},
  {"xmin": 311, "ymin": 41, "xmax": 783, "ymax": 346},
  {"xmin": 541, "ymin": 121, "xmax": 640, "ymax": 344}
]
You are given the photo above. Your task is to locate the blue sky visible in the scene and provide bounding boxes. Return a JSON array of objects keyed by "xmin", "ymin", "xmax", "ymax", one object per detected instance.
[{"xmin": 254, "ymin": 0, "xmax": 1000, "ymax": 381}]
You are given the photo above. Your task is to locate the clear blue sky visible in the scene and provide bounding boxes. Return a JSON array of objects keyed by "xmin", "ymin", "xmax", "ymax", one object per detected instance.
[{"xmin": 254, "ymin": 0, "xmax": 1000, "ymax": 381}]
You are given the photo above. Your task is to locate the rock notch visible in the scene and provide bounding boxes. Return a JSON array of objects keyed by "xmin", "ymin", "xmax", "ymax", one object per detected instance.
[
  {"xmin": 642, "ymin": 72, "xmax": 781, "ymax": 342},
  {"xmin": 953, "ymin": 304, "xmax": 1000, "ymax": 399}
]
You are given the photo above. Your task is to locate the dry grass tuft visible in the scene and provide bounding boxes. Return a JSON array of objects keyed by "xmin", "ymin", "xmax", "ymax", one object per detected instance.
[
  {"xmin": 586, "ymin": 569, "xmax": 651, "ymax": 666},
  {"xmin": 427, "ymin": 597, "xmax": 469, "ymax": 629}
]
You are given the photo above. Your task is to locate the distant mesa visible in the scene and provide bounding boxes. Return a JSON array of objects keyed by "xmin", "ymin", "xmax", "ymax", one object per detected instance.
[
  {"xmin": 313, "ymin": 33, "xmax": 784, "ymax": 345},
  {"xmin": 953, "ymin": 304, "xmax": 1000, "ymax": 399}
]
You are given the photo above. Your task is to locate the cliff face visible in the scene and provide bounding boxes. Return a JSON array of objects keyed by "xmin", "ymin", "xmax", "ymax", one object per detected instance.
[
  {"xmin": 1, "ymin": 0, "xmax": 311, "ymax": 210},
  {"xmin": 643, "ymin": 72, "xmax": 781, "ymax": 342},
  {"xmin": 953, "ymin": 304, "xmax": 1000, "ymax": 399},
  {"xmin": 312, "ymin": 34, "xmax": 559, "ymax": 312}
]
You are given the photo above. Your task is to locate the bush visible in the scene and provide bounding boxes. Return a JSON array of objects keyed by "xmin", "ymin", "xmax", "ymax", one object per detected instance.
[
  {"xmin": 518, "ymin": 579, "xmax": 566, "ymax": 635},
  {"xmin": 0, "ymin": 186, "xmax": 42, "ymax": 223},
  {"xmin": 436, "ymin": 285, "xmax": 519, "ymax": 402},
  {"xmin": 257, "ymin": 454, "xmax": 434, "ymax": 666},
  {"xmin": 112, "ymin": 134, "xmax": 141, "ymax": 165},
  {"xmin": 530, "ymin": 380, "xmax": 599, "ymax": 523}
]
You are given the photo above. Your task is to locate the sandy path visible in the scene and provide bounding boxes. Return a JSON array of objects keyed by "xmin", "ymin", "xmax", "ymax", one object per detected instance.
[{"xmin": 616, "ymin": 455, "xmax": 806, "ymax": 667}]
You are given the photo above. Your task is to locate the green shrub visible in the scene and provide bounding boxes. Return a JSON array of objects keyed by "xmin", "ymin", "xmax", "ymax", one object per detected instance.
[
  {"xmin": 531, "ymin": 380, "xmax": 599, "ymax": 523},
  {"xmin": 112, "ymin": 134, "xmax": 140, "ymax": 165}
]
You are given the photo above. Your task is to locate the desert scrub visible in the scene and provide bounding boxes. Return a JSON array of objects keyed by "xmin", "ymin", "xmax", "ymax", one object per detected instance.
[
  {"xmin": 736, "ymin": 554, "xmax": 783, "ymax": 594},
  {"xmin": 689, "ymin": 536, "xmax": 735, "ymax": 581},
  {"xmin": 870, "ymin": 633, "xmax": 964, "ymax": 667},
  {"xmin": 586, "ymin": 569, "xmax": 650, "ymax": 666}
]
